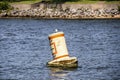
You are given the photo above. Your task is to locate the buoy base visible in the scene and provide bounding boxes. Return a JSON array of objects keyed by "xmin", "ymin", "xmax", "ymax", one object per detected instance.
[{"xmin": 47, "ymin": 57, "xmax": 78, "ymax": 68}]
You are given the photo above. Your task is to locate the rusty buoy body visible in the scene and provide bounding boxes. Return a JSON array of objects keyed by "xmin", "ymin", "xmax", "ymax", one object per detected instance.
[{"xmin": 47, "ymin": 31, "xmax": 78, "ymax": 68}]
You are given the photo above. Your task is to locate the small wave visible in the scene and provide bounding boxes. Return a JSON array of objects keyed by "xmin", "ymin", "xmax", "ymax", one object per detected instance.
[
  {"xmin": 0, "ymin": 38, "xmax": 8, "ymax": 42},
  {"xmin": 4, "ymin": 33, "xmax": 17, "ymax": 37}
]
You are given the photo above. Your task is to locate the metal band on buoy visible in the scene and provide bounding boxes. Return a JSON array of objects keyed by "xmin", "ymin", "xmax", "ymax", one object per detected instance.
[
  {"xmin": 54, "ymin": 54, "xmax": 69, "ymax": 60},
  {"xmin": 49, "ymin": 33, "xmax": 64, "ymax": 40}
]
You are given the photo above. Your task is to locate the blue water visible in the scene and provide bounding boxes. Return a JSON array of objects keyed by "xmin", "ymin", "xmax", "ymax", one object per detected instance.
[{"xmin": 0, "ymin": 19, "xmax": 120, "ymax": 80}]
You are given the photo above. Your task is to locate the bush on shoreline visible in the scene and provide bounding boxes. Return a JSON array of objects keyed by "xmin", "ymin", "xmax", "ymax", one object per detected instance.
[
  {"xmin": 0, "ymin": 2, "xmax": 11, "ymax": 10},
  {"xmin": 0, "ymin": 0, "xmax": 25, "ymax": 2},
  {"xmin": 118, "ymin": 6, "xmax": 120, "ymax": 12}
]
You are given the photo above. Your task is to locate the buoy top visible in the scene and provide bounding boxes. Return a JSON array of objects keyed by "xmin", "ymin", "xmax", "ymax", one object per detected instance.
[
  {"xmin": 49, "ymin": 32, "xmax": 64, "ymax": 40},
  {"xmin": 55, "ymin": 29, "xmax": 58, "ymax": 32}
]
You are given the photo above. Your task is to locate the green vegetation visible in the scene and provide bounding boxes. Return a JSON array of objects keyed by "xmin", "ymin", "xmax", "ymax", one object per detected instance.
[
  {"xmin": 0, "ymin": 0, "xmax": 119, "ymax": 2},
  {"xmin": 50, "ymin": 0, "xmax": 120, "ymax": 3},
  {"xmin": 11, "ymin": 0, "xmax": 42, "ymax": 4},
  {"xmin": 0, "ymin": 0, "xmax": 40, "ymax": 2},
  {"xmin": 66, "ymin": 1, "xmax": 120, "ymax": 4},
  {"xmin": 0, "ymin": 2, "xmax": 11, "ymax": 10},
  {"xmin": 118, "ymin": 6, "xmax": 120, "ymax": 12},
  {"xmin": 0, "ymin": 0, "xmax": 42, "ymax": 4},
  {"xmin": 0, "ymin": 0, "xmax": 120, "ymax": 4}
]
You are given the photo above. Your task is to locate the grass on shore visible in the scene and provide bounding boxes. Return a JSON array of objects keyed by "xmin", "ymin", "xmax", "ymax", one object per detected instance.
[
  {"xmin": 66, "ymin": 1, "xmax": 120, "ymax": 4},
  {"xmin": 0, "ymin": 0, "xmax": 120, "ymax": 4},
  {"xmin": 11, "ymin": 0, "xmax": 42, "ymax": 4}
]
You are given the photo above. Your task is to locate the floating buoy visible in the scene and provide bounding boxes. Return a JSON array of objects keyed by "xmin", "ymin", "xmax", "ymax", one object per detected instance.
[{"xmin": 47, "ymin": 30, "xmax": 78, "ymax": 68}]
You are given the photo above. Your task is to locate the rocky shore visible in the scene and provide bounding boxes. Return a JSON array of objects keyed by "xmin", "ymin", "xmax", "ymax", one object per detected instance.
[{"xmin": 0, "ymin": 3, "xmax": 120, "ymax": 19}]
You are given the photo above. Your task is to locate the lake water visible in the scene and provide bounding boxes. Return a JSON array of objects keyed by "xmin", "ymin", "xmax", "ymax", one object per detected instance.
[{"xmin": 0, "ymin": 19, "xmax": 120, "ymax": 80}]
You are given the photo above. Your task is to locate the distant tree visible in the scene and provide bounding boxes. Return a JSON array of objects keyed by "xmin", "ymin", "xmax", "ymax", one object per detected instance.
[
  {"xmin": 0, "ymin": 0, "xmax": 20, "ymax": 2},
  {"xmin": 0, "ymin": 2, "xmax": 11, "ymax": 10}
]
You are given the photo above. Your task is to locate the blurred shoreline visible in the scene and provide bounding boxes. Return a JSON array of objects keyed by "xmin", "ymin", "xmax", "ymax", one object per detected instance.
[{"xmin": 0, "ymin": 2, "xmax": 120, "ymax": 19}]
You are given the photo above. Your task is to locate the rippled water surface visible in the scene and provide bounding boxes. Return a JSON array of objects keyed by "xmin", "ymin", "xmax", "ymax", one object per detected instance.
[{"xmin": 0, "ymin": 19, "xmax": 120, "ymax": 80}]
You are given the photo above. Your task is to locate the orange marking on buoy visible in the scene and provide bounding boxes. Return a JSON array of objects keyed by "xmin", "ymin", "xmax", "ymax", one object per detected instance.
[
  {"xmin": 49, "ymin": 33, "xmax": 64, "ymax": 40},
  {"xmin": 50, "ymin": 42, "xmax": 57, "ymax": 54}
]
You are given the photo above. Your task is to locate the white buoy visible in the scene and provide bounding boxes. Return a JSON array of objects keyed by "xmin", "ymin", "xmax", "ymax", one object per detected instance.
[{"xmin": 47, "ymin": 30, "xmax": 78, "ymax": 68}]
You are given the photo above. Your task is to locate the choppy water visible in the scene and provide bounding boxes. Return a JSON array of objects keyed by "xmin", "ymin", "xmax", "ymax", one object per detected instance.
[{"xmin": 0, "ymin": 19, "xmax": 120, "ymax": 80}]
